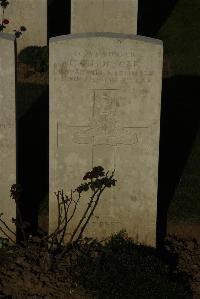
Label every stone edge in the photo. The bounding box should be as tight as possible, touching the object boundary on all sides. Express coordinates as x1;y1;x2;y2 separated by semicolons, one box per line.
50;32;163;46
0;32;15;41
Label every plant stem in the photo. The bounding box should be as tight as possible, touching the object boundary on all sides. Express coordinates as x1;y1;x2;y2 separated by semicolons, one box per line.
75;186;106;244
0;227;15;244
16;205;27;245
75;170;115;244
69;188;100;244
0;218;16;236
59;189;72;245
43;189;79;242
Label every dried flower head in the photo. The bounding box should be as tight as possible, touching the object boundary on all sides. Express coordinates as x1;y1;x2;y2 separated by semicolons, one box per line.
3;18;9;24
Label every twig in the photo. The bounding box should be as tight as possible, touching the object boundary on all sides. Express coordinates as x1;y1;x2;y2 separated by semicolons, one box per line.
69;188;100;244
43;189;78;243
58;171;115;260
69;170;110;244
0;227;15;244
75;169;115;244
0;218;16;236
59;190;71;245
75;185;106;244
55;191;61;229
64;191;81;225
16;204;27;245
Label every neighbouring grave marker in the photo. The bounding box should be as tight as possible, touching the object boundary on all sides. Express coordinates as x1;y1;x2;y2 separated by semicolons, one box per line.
71;0;138;34
49;33;163;247
0;33;16;240
1;0;47;53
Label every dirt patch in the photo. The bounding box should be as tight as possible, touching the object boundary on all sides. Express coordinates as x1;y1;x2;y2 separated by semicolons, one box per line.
165;234;200;299
37;216;200;299
1;231;199;298
167;221;200;298
167;220;200;245
0;243;96;299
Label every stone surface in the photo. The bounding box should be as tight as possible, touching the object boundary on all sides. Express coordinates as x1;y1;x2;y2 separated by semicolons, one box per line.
71;0;138;34
1;0;47;54
0;33;16;240
49;33;163;247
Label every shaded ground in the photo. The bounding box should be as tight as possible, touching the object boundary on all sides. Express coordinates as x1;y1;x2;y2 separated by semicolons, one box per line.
0;230;199;299
165;232;200;299
0;242;96;299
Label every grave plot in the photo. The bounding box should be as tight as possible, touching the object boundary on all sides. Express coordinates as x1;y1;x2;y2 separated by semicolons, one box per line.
49;33;163;247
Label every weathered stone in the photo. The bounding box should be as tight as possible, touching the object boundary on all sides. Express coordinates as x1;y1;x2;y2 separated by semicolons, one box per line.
1;0;47;53
0;33;16;241
49;33;163;247
71;0;138;34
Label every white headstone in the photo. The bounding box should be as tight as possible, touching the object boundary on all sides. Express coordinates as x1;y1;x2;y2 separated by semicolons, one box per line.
71;0;138;34
49;33;163;247
1;0;47;53
0;33;16;241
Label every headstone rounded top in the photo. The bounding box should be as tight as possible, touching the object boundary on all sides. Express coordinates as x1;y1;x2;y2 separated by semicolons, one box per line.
50;33;163;46
49;27;163;247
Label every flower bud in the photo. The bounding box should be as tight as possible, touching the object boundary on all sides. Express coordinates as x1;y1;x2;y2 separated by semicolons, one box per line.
3;19;9;24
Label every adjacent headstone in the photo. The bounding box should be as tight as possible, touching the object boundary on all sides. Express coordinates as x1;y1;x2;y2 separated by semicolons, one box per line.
1;0;47;53
71;0;138;34
49;33;163;247
0;33;16;241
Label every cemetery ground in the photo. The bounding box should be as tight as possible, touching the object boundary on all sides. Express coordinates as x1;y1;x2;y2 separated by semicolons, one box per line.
0;49;200;299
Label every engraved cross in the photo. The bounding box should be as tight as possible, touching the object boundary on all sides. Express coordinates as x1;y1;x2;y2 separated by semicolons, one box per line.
58;89;148;168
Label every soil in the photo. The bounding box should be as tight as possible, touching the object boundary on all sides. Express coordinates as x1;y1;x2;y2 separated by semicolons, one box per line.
166;221;200;299
0;241;97;299
0;219;199;299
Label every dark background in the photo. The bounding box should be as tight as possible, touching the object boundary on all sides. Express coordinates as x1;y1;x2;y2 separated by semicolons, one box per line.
47;0;179;38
